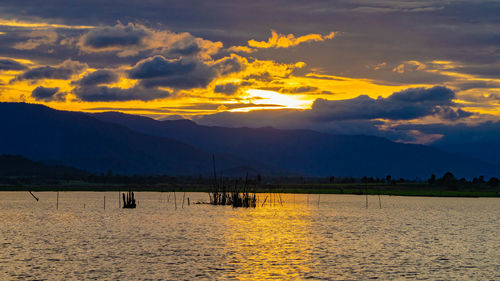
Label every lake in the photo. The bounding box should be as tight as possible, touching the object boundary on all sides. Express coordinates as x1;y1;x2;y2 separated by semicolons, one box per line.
0;192;498;280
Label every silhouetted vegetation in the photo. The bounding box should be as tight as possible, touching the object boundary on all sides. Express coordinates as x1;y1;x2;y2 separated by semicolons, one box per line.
0;154;498;197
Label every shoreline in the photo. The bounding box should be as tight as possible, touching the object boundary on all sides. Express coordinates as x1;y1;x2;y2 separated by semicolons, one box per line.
1;184;498;198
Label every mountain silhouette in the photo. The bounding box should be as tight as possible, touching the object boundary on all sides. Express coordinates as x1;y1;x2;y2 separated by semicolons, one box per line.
0;154;85;178
92;111;500;178
0;102;265;175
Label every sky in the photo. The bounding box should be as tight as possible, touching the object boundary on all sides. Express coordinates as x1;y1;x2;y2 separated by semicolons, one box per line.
0;0;499;144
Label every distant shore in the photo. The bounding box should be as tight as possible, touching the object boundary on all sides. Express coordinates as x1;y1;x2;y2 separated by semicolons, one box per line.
1;182;498;198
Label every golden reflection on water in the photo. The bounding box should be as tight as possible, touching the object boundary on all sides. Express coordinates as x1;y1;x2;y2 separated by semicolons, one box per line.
223;194;315;280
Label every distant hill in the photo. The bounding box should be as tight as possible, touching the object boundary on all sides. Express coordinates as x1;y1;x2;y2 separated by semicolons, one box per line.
0;154;85;178
433;141;500;167
0;103;265;175
92;111;500;178
1;102;498;178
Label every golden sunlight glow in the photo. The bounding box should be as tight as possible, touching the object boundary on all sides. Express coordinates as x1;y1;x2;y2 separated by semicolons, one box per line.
233;89;312;112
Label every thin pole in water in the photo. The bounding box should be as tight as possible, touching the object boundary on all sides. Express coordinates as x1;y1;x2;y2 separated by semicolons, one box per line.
104;196;106;210
182;192;186;208
56;191;59;210
378;189;382;209
318;194;320;208
174;191;177;210
28;191;39;201
365;186;368;209
261;195;268;207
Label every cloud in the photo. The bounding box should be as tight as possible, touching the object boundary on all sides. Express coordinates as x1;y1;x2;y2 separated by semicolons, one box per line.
194;86;471;137
78;22;222;58
12;59;87;82
128;55;215;89
72;85;170;102
280;86;318;94
78;22;148;56
31;86;65;101
247;30;337;49
73;69;119;86
211;54;247;76
214;83;239;95
391;121;500;147
0;58;27;71
396;121;500;142
310;86;462;121
392;60;426;73
13;30;58;50
127;54;247;90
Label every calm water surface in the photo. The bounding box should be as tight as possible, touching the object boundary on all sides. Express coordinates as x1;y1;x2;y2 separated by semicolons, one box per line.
0;192;498;280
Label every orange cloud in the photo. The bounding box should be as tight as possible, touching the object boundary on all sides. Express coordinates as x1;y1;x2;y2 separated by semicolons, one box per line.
247;30;337;49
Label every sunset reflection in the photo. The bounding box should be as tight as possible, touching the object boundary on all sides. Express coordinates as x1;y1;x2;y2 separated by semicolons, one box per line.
223;194;315;280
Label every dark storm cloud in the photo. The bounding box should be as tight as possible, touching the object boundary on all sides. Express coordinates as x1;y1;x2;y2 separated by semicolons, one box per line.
214;83;239;95
73;69;119;86
128;55;215;89
311;86;462;121
31;86;65;101
12;59;87;82
127;55;245;90
128;56;196;79
0;59;27;71
80;23;148;49
72;85;170;102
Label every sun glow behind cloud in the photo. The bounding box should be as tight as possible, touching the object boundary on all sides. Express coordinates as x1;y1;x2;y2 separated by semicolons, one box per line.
228;89;312;112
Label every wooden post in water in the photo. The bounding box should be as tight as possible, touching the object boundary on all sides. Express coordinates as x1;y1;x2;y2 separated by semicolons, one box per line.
378;189;382;209
188;197;190;206
104;196;106;210
307;194;309;206
318;194;321;208
28;191;39;201
365;186;368;209
182;192;186;208
174;191;177;210
261;195;268;207
56;191;59;210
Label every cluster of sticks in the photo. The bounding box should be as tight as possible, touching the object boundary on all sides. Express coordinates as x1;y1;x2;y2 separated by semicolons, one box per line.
210;178;257;208
122;190;136;208
210;156;257;208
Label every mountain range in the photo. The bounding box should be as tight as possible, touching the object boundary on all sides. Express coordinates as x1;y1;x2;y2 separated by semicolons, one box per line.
1;102;498;179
